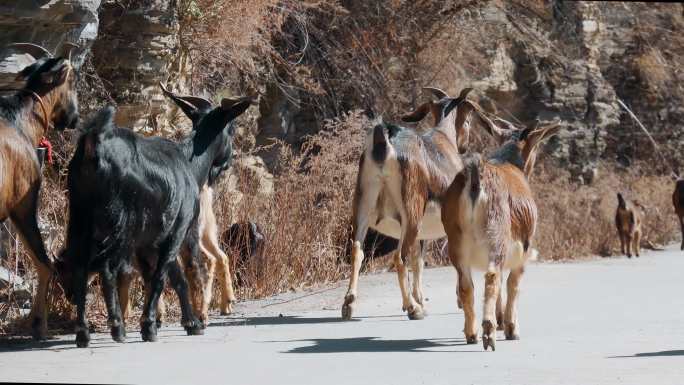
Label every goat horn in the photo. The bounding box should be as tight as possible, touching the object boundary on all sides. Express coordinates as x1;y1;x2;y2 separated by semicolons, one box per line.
422;87;448;100
58;42;79;62
7;43;53;59
456;87;474;101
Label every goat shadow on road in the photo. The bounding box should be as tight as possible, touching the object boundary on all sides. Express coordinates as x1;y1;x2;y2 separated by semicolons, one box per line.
265;336;478;354
209;315;362;327
609;350;684;358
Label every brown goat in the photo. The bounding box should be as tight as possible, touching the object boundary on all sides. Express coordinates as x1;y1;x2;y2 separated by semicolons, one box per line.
0;42;79;339
615;193;643;258
675;179;684;251
342;87;498;321
441;122;559;351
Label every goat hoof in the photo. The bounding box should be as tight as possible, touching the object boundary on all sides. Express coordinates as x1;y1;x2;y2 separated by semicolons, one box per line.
341;303;354;320
155;319;162;329
407;306;425;320
185;325;204;336
482;320;496;351
76;330;90;348
457;299;463;309
110;325;126;343
504;323;519;340
482;334;495;351
465;334;478;344
221;301;235;315
341;293;356;320
141;322;158;342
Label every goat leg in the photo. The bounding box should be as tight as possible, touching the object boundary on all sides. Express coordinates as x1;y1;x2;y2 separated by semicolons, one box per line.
167;260;204;335
73;267;90;348
101;269;125;343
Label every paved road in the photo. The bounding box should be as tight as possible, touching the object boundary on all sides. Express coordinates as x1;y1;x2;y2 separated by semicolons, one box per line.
2;245;684;385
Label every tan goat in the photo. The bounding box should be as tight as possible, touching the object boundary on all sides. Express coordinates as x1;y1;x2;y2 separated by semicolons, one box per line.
441;121;560;351
615;193;643;258
342;87;492;321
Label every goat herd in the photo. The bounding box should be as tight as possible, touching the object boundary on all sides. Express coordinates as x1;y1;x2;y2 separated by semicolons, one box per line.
1;43;683;352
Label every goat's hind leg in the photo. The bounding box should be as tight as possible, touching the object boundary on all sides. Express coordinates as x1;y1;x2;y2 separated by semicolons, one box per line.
101;267;125;342
396;225;424;320
633;230;641;257
172;223;205;335
10;185;53;340
342;178;380;320
482;262;502;351
411;240;426;312
504;266;524;340
73;266;90;348
168;259;204;335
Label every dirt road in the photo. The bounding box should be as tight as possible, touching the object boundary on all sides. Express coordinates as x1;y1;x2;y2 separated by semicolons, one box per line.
2;245;684;384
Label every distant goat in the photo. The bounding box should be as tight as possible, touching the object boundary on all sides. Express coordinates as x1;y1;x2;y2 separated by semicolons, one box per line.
0;42;79;340
342;87;498;321
57;91;252;347
615;193;643;258
675;179;684;251
221;221;266;287
441;121;560;351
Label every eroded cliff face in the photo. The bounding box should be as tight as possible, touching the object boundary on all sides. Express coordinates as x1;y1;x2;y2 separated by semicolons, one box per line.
0;0;101;85
91;0;186;131
1;1;682;181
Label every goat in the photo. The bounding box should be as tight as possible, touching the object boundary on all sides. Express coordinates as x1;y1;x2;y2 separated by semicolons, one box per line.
615;193;643;258
441;121;560;351
221;221;266;287
56;92;252;347
342;87;494;321
675;179;684;251
0;42;79;340
65;87;245;330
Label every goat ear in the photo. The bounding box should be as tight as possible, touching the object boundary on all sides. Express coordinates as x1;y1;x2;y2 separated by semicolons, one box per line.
15;61;41;81
401;102;431;123
160;82;200;121
443;88;474;117
220;97;253;121
422;86;448;100
40;60;69;86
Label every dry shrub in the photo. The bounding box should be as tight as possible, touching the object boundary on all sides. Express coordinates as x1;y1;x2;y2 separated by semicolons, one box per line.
532;162;679;261
210;110;367;298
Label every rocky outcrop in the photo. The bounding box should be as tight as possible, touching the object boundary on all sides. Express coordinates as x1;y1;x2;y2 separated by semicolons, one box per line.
91;0;186;131
0;0;101;87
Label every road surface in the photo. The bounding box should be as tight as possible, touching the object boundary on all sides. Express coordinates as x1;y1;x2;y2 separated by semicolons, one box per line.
2;245;684;385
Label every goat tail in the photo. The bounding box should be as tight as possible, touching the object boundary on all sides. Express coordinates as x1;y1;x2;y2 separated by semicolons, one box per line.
463;153;482;207
371;123;388;164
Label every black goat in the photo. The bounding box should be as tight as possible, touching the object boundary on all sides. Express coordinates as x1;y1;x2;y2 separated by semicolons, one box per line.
57;92;252;347
221;221;265;287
